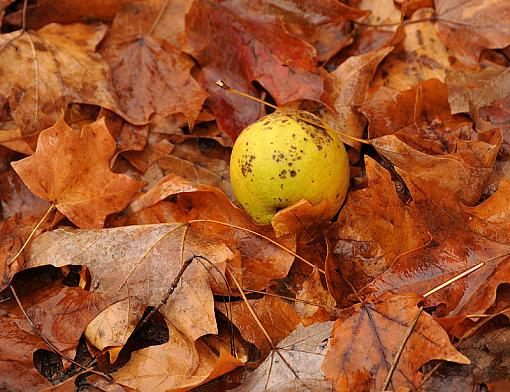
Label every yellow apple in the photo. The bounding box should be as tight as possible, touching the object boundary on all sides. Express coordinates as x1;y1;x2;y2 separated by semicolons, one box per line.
230;110;350;224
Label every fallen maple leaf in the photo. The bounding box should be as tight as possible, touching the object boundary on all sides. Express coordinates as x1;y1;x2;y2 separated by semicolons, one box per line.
321;293;469;391
364;171;510;316
434;0;510;65
0;23;137;137
11;117;141;228
25;223;232;352
113;324;245;391
233;321;334;392
99;2;207;127
184;0;326;138
326;157;429;306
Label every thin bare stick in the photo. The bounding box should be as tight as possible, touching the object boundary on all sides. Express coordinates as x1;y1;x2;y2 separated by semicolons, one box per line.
147;0;169;36
10;204;55;266
9;285;112;380
242;288;338;312
188;219;323;273
381;307;423;392
136;255;195;331
216;80;371;145
216;80;279;111
423;262;485;298
227;268;302;381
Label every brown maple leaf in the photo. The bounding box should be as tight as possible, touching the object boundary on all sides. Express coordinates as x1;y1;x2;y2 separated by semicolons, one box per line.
11;117;141;228
326;157;429;306
321;293;469;391
364;171;510;316
99;1;207;127
0;23;137;137
435;0;510;65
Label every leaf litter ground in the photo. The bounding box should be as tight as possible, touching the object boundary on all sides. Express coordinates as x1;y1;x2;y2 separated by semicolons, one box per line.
0;0;510;391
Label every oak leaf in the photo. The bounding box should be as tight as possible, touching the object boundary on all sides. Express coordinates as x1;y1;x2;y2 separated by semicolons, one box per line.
321;293;469;391
11;117;141;228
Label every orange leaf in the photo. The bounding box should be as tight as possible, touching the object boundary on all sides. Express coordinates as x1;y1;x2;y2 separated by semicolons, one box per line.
11;117;141;228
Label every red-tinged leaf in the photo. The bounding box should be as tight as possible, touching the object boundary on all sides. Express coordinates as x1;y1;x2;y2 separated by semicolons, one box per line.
326;157;429;306
184;0;326;139
0;24;138;136
435;0;510;66
364;171;510;316
0;281;112;391
100;5;207;127
11;117;141;228
4;0;130;29
321;293;469;391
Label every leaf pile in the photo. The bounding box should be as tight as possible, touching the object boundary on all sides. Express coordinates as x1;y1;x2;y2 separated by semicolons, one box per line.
1;0;510;391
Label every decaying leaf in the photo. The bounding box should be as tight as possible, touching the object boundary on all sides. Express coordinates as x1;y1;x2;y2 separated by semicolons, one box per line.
100;3;207;127
0;23;136;137
233;321;334;392
11;117;141;228
321;293;469;391
0;281;112;391
435;0;510;65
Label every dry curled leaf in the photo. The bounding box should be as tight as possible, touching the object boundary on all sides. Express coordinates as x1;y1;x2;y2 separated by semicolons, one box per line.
11;117;141;228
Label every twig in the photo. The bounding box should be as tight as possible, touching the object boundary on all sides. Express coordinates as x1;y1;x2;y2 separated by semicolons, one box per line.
188;219;323;273
381;307;423;391
10;204;55;267
422;262;485;298
135;255;195;331
9;285;112;380
216;80;370;145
